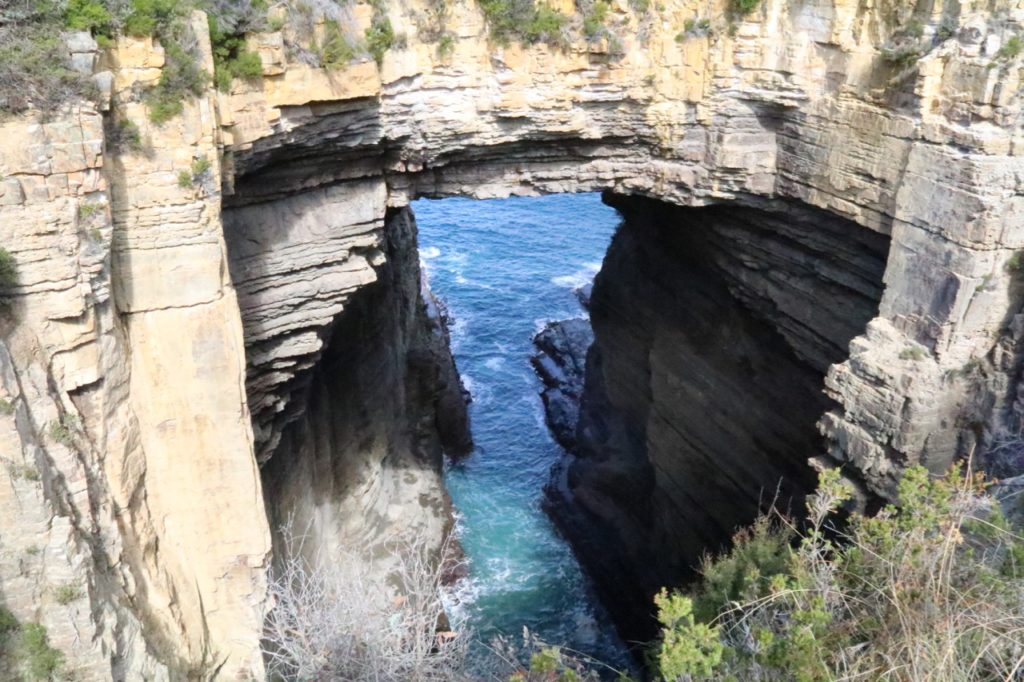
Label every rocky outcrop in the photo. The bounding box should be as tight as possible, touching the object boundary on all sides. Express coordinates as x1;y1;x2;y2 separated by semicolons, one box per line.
0;0;1020;675
532;318;594;450
258;206;471;570
0;20;270;679
547;194;890;642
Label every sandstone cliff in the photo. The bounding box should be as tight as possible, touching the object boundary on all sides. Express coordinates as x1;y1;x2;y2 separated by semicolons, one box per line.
0;0;1021;676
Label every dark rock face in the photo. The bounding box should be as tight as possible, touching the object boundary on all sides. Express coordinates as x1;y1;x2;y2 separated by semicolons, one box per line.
532;318;594;450
575;283;593;310
547;193;890;646
261;206;471;566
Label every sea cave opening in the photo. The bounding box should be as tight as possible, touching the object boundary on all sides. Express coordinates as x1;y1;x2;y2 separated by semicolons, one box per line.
223;183;892;673
410;190;892;661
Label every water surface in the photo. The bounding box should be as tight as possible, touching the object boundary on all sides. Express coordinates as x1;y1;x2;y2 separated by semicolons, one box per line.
413;193;630;668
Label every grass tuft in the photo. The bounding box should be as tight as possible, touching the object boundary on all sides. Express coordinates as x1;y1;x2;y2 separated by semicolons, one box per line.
54;583;84;606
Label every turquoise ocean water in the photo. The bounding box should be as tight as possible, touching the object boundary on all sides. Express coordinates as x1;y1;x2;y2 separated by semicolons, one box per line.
413;193;631;669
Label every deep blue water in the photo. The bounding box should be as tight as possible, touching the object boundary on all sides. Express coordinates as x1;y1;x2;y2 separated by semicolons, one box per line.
412;194;630;668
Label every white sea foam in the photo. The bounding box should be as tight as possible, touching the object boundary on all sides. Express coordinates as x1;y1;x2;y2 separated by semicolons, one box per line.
550;261;602;289
421;246;442;259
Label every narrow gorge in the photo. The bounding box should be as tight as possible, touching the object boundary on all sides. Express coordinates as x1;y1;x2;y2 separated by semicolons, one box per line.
0;0;1021;677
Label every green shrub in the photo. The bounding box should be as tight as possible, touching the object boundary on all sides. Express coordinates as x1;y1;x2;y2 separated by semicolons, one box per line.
655;466;1024;680
882;43;922;69
54;583;83;606
899;346;927;361
0;398;13;416
524;5;566;45
0;248;17;291
0;606;18;638
122;0;210;123
677;16;711;41
146;33;210;122
230;50;263;78
437;33;456;58
317;19;356;69
179;156;212;187
209;13;264;91
905;19;924;38
691;515;792;622
0;26;92;115
1007;251;1024;273
160;38;208;95
997;35;1022;61
65;0;114;37
365;12;396;64
629;0;650;14
21;463;40;481
124;0;179;36
0;0;120;114
108;119;143;152
936;19;956;41
147;94;184;124
17;623;64;681
729;0;759;15
582;0;610;39
478;0;552;45
48;415;77;447
78;202;103;220
654;590;724;679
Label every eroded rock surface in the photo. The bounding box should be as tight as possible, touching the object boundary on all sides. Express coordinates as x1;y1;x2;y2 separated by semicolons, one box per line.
0;0;1020;675
547;194;890;642
259;206;471;570
533;318;594;450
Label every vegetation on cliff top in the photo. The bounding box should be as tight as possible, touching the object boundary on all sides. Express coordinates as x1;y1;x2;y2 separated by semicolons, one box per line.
260;464;1023;681
0;0;265;119
653;466;1024;680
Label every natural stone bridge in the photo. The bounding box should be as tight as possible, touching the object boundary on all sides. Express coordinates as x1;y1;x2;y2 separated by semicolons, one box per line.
0;0;1020;677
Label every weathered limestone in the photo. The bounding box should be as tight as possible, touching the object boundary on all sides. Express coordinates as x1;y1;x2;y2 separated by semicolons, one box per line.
0;16;270;680
0;0;1020;676
223;180;388;463
258;207;471;573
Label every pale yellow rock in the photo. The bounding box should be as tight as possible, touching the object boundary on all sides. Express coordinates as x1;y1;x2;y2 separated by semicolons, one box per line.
1;0;1022;678
263;61;382;108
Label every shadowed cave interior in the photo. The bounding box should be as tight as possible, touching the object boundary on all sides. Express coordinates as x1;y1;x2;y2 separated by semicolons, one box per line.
225;187;891;659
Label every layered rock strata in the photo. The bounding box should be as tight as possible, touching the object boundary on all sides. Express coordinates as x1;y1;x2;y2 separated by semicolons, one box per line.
547;193;891;642
256;206;471;567
0;0;1020;675
0;22;270;679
